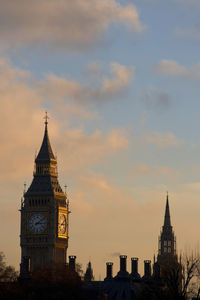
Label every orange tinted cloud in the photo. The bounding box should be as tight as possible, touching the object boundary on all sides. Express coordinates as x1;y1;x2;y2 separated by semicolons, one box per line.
143;132;182;148
130;164;180;179
39;62;134;103
0;57;130;181
155;60;192;78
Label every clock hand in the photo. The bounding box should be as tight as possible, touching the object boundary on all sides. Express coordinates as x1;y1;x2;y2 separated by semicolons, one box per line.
35;221;45;225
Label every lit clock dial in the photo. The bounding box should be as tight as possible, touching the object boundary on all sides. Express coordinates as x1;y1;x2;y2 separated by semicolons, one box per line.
58;214;67;234
28;213;47;234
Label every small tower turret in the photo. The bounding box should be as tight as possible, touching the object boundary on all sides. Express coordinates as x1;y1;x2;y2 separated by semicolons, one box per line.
84;261;94;282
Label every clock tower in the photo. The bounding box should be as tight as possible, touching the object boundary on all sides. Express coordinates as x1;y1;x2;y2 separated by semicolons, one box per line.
20;114;69;274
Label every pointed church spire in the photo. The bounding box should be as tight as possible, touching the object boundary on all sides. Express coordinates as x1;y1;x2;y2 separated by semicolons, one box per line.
35;112;55;162
163;192;171;227
84;261;94;282
25;112;64;195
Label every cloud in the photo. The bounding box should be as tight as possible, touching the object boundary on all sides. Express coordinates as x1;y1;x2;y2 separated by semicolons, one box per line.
0;58;44;181
131;164;180;178
87;62;104;80
155;60;192;78
80;173;113;192
50;102;99;120
0;57;134;128
0;0;144;51
155;59;200;83
0;57;129;182
102;63;135;96
143;132;182;148
142;86;171;111
0;57;31;83
56;128;129;172
0;108;129;182
39;62;135;103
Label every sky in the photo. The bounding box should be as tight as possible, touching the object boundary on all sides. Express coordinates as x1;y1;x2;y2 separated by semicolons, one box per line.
1;0;200;278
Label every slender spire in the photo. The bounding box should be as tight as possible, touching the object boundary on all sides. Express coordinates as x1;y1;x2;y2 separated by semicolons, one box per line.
35;112;55;162
163;192;171;227
84;261;94;282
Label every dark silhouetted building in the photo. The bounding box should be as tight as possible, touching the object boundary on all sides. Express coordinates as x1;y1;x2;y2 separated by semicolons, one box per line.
153;193;182;295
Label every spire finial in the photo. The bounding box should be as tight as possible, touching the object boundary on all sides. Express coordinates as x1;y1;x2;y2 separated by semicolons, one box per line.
44;111;49;126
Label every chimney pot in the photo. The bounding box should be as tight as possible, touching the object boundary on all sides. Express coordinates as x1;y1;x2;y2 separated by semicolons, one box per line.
131;257;138;275
105;262;113;280
69;255;76;270
144;260;151;278
120;255;127;272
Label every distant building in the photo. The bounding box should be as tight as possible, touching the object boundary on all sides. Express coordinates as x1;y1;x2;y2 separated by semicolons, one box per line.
82;195;182;299
157;193;177;262
153;194;181;282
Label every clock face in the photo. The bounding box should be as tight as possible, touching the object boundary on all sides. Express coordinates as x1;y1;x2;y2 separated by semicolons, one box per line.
58;214;67;234
28;213;47;234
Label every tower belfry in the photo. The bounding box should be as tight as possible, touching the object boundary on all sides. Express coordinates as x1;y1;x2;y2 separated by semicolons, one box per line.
20;114;69;274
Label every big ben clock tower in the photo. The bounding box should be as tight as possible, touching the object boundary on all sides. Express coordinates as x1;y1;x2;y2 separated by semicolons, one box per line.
20;114;69;274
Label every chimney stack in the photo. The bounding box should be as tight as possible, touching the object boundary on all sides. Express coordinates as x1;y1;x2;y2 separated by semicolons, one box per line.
116;255;129;279
120;255;127;272
131;257;140;280
69;255;76;271
144;260;151;278
131;257;138;275
105;262;113;280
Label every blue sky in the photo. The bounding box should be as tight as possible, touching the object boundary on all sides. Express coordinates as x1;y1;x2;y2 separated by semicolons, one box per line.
1;0;200;277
